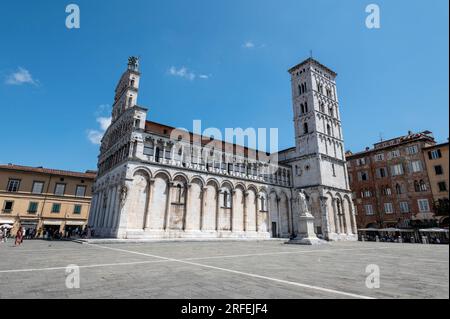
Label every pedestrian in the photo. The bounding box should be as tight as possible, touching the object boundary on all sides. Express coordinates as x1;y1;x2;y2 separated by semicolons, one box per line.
15;226;23;246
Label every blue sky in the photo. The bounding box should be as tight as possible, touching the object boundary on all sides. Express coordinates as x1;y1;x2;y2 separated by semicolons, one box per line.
0;0;448;172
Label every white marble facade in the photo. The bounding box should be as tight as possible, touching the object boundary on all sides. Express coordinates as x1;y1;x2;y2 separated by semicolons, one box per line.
88;57;357;241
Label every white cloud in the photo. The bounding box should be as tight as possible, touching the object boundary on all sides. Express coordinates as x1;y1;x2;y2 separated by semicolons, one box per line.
168;66;196;81
199;74;210;79
87;130;104;145
87;116;112;145
5;67;39;86
97;116;112;131
242;41;255;49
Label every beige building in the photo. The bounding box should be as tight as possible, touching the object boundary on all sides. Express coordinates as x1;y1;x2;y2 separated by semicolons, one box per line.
423;142;449;227
0;164;96;237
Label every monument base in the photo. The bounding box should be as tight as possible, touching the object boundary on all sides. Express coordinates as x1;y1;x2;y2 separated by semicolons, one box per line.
286;237;329;245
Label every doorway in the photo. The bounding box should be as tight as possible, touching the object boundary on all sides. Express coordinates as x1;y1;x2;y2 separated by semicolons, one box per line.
272;222;277;238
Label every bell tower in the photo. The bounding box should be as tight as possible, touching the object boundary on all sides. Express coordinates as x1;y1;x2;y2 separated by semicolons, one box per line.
288;58;349;191
112;56;141;122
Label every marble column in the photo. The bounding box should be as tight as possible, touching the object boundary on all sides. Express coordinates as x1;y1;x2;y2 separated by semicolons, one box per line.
320;196;331;240
143;179;155;231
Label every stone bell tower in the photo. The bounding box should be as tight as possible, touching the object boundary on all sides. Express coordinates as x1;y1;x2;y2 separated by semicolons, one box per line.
112;56;141;122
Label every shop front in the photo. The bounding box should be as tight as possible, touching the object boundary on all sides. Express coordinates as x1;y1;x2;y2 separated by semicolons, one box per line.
42;220;63;239
64;221;86;238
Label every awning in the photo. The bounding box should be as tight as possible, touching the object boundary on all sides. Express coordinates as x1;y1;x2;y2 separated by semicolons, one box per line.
65;221;86;226
20;220;39;225
419;228;449;233
43;220;63;226
0;219;15;224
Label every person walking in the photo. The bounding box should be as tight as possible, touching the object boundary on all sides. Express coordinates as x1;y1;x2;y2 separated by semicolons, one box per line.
15;226;23;246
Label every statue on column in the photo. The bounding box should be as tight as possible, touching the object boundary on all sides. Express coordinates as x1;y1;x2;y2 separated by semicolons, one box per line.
287;191;328;246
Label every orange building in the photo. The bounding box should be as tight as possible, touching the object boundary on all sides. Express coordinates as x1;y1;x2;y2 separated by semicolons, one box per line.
0;164;96;237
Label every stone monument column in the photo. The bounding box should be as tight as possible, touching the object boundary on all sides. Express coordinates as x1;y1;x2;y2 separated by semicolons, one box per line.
288;192;327;245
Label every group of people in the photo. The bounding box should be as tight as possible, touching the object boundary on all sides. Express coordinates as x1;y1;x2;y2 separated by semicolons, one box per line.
0;225;95;244
0;227;10;242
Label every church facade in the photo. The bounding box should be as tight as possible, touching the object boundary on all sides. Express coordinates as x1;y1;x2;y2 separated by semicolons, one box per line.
88;57;357;241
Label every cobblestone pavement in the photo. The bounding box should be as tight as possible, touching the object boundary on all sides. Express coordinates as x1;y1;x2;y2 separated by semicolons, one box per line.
0;240;448;299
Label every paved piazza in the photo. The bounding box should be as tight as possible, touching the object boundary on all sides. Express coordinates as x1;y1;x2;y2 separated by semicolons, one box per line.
0;240;448;299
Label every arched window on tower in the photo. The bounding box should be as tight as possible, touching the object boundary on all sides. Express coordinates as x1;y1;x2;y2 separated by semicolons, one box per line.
130;79;135;87
327;124;332;136
319;102;325;113
304;102;308;113
396;183;403;194
298;84;302;96
329;106;334;117
303;123;309;134
300;104;305;114
128;96;133;107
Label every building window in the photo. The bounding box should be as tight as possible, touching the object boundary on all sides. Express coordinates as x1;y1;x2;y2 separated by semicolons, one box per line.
384;202;394;214
32;181;44;194
303;123;309;134
143;145;154;156
434;165;443;175
376;167;387;178
395;183;403;195
332;164;336;177
382;187;392;196
361;189;372;198
356;158;366;166
438;182;447;192
418;199;430;212
406;145;419;155
419;180;427;192
3;201;14;213
358;171;369;181
327;124;332;136
73;205;82;215
410;160;423;173
54;183;66;196
400;201;410;213
391;164;404;176
51;203;61;213
28;202;38;214
390;150;401;158
7;179;20;192
75;185;86;197
428;149;442;160
364;204;374;215
374;153;384;161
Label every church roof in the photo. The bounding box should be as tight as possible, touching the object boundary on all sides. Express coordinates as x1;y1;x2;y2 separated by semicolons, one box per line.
144;120;288;164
